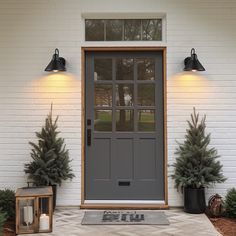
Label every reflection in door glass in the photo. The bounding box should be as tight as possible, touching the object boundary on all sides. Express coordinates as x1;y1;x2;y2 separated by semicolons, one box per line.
94;110;112;131
137;58;155;80
95;84;112;107
116;58;134;80
138;84;155;106
116;84;133;106
85;20;105;41
94;59;112;80
142;19;162;41
106;20;123;41
116;110;134;131
138;110;155;131
124;19;141;40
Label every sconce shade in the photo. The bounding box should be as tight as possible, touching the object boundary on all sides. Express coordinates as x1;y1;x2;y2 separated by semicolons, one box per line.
45;48;66;72
184;48;205;71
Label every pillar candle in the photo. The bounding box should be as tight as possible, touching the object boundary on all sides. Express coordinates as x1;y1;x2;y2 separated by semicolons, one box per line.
39;214;50;231
23;206;33;225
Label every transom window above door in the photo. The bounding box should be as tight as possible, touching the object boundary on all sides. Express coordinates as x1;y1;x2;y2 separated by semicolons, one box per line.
85;19;162;41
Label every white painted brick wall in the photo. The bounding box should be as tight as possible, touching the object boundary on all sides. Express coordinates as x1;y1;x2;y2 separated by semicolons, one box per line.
0;0;236;206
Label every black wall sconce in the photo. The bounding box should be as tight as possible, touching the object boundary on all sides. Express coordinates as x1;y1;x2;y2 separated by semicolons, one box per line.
45;48;66;72
184;48;205;72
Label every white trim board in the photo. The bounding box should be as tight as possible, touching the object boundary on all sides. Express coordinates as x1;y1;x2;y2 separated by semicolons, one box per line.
81;12;166;19
84;200;165;204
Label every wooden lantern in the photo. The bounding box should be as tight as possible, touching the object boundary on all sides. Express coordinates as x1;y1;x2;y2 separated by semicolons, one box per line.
15;186;53;235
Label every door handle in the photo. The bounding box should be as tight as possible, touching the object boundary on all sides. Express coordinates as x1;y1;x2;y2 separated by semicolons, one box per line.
87;129;91;146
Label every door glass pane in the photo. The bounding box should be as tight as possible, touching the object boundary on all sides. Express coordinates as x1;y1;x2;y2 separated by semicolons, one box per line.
116;110;134;131
142;19;162;41
116;84;134;106
138;110;155;131
94;58;112;81
106;20;123;41
137;58;155;80
95;84;112;107
85;19;105;41
116;58;134;80
94;110;112;131
124;19;141;40
138;84;155;106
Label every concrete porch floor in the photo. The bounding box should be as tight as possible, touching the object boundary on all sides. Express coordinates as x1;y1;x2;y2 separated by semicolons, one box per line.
23;208;221;236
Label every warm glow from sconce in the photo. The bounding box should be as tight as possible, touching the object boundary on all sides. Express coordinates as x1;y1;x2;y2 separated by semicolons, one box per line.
168;72;213;103
30;73;81;103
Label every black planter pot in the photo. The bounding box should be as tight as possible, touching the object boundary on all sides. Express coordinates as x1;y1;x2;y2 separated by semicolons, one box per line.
184;187;206;214
51;185;57;211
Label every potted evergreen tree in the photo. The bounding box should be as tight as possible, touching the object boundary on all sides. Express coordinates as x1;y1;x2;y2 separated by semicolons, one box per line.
172;108;226;214
24;106;74;209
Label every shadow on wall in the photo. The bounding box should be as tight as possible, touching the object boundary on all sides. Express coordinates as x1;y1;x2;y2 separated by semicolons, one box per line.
29;73;80;103
167;72;213;103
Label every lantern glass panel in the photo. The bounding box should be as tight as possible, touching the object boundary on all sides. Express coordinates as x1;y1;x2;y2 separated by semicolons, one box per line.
39;197;50;232
19;199;35;232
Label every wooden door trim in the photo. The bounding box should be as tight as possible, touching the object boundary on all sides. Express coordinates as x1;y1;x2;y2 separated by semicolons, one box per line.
81;47;168;209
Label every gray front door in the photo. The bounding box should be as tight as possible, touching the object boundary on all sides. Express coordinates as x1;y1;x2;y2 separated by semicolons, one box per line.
85;51;164;200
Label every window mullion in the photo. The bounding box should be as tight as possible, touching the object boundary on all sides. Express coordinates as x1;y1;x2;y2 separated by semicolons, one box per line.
122;19;125;41
140;19;143;41
104;19;106;41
